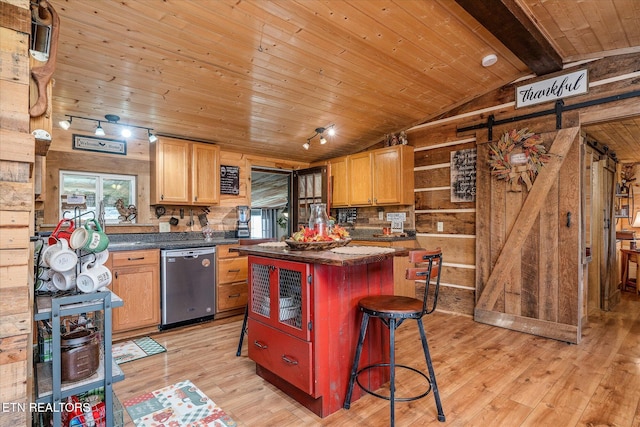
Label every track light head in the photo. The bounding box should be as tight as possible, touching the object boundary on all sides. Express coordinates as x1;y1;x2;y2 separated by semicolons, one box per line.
320;135;327;144
95;122;105;136
148;130;158;143
59;116;72;130
121;127;132;138
303;141;310;150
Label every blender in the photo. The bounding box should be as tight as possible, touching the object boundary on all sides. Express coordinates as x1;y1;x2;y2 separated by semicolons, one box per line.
236;205;250;238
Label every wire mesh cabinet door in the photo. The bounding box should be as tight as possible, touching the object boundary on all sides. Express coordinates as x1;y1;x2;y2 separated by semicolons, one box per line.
248;256;312;342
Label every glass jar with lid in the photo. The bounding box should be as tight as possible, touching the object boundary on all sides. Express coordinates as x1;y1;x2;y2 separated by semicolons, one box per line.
308;203;329;236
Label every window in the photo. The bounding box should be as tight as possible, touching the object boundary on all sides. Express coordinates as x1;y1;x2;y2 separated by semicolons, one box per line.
60;171;136;224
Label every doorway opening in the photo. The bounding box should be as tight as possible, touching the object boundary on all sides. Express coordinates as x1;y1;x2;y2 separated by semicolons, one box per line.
250;168;291;240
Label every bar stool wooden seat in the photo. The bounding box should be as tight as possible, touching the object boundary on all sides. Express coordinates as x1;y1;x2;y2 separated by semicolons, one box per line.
343;248;445;425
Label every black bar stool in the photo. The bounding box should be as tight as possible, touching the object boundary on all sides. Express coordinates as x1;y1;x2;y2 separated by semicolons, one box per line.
235;304;249;356
343;248;445;425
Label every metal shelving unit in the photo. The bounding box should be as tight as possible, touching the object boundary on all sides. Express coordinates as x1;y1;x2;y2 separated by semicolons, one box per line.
33;291;124;426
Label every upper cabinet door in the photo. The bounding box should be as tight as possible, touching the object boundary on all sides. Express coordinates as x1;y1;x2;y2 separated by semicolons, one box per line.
348;152;373;206
373;146;414;205
151;138;190;204
191;143;220;205
329;157;349;207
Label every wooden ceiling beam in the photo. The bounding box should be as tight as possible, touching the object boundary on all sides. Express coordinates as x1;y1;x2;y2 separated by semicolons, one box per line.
455;0;563;76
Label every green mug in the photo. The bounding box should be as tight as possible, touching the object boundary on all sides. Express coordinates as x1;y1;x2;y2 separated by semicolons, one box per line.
70;219;109;253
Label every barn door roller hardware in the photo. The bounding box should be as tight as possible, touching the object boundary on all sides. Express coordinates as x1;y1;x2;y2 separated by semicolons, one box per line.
458;89;640;150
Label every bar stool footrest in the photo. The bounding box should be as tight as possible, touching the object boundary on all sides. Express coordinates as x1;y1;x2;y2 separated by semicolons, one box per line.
355;363;432;403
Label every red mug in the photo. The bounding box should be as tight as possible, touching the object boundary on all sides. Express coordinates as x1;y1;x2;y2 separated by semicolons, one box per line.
48;219;75;246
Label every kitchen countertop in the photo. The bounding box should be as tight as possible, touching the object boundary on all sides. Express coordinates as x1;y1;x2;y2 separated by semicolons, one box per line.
100;230;416;252
231;243;410;267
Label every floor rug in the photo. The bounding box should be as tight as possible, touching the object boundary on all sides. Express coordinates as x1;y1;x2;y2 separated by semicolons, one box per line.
113;336;166;364
122;380;236;427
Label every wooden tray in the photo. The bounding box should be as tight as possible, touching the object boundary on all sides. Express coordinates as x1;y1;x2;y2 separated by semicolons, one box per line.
284;238;352;251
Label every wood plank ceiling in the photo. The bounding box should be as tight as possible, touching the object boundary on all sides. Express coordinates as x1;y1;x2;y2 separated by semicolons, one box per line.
48;0;640;163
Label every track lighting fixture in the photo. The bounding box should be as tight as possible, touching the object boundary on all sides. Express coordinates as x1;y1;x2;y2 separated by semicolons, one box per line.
58;114;157;142
303;124;335;149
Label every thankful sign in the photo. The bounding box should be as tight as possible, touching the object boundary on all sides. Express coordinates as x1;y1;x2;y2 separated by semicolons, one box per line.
515;69;588;108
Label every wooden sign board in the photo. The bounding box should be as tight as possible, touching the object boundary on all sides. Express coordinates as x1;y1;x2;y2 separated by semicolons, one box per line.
451;148;476;202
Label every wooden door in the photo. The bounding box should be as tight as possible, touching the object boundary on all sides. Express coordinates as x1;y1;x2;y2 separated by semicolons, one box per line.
191;142;219;205
152;138;189;203
475;127;583;343
111;264;160;332
600;157;618;310
348;152;373;205
373;146;402;205
329;156;349;207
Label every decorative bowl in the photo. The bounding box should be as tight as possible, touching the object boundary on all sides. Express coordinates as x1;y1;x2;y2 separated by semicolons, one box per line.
284;238;352;251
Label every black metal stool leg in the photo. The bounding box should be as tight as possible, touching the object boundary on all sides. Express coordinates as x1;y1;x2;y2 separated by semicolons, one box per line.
344;312;370;409
236;305;249;357
389;318;396;427
417;319;445;422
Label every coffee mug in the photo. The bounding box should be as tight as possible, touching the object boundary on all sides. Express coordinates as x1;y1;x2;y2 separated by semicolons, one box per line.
48;219;75;246
93;249;109;265
70;219;109;253
52;270;77;291
42;239;78;272
76;261;112;293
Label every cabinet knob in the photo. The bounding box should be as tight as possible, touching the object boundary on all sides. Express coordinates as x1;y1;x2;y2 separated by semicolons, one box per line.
161;195;164;200
194;196;198;201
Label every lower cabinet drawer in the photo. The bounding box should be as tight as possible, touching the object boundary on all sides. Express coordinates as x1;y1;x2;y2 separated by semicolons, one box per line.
217;282;247;311
247;319;313;395
218;257;248;284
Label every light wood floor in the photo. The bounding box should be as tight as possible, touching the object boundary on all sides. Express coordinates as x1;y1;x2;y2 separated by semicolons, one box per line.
114;292;640;426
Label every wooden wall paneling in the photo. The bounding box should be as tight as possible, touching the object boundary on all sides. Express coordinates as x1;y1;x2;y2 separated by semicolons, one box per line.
414;141;475;167
0;249;28;289
0;27;29;84
416;235;475;265
416;282;475;316
442;265;476;288
415;210;475;235
414;166;450;189
415;188;475;210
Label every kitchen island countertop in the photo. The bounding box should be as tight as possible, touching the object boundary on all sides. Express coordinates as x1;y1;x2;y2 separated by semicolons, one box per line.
232;243;409;266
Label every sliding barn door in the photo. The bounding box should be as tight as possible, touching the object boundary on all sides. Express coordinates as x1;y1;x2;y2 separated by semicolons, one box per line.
475;127;583;344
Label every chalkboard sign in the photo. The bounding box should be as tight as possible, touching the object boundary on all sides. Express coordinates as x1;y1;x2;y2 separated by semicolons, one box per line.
220;165;240;195
450;148;476;202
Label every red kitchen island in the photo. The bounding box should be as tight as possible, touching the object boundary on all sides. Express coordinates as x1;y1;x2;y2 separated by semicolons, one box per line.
232;243;410;418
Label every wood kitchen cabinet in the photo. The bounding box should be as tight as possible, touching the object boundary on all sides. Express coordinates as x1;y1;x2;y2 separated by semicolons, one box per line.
329;156;349;207
150;136;220;205
216;244;248;315
334;145;414;207
108;249;160;334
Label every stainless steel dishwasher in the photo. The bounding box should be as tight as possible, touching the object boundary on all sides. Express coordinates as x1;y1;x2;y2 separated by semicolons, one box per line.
160;247;216;329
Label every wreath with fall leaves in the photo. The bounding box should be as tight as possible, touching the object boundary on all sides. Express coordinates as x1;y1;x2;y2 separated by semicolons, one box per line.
488;128;550;192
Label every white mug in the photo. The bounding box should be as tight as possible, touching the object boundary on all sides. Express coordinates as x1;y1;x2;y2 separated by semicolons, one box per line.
93;249;109;265
42;239;78;272
77;261;112;293
52;270;77;291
